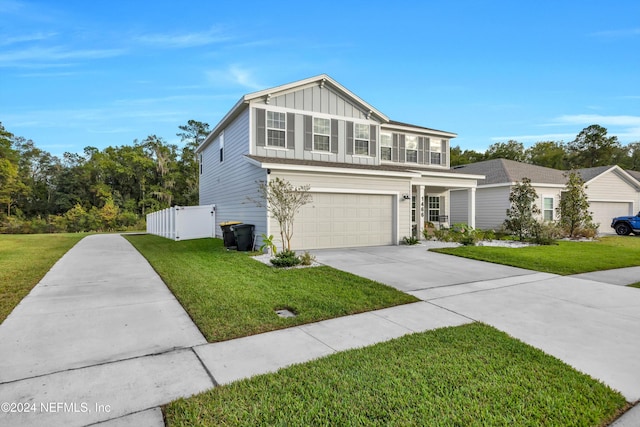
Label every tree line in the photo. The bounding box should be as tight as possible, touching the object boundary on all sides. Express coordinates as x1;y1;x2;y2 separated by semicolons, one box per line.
1;121;638;234
0;120;210;233
451;124;640;170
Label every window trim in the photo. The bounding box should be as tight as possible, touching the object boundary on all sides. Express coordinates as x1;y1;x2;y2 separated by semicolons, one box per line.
543;196;554;221
353;123;370;156
427;196;440;222
313;117;331;152
405;135;418;163
266;111;286;148
380;132;392;161
429;139;442;165
219;131;224;163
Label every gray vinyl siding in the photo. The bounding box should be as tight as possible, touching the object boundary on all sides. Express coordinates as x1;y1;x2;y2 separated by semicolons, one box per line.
450;189;468;224
199;107;268;244
586;171;639;213
475;186;512;230
263;84;372;120
253;107;378;166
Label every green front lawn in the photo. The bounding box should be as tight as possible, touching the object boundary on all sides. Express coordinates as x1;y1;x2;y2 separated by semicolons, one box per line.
0;233;88;323
165;323;627;426
125;235;417;342
432;236;640;275
629;282;640;289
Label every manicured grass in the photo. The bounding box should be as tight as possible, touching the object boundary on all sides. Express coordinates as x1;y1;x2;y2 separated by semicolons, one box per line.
125;235;417;342
432;236;640;275
629;282;640;289
165;323;627;426
0;233;88;323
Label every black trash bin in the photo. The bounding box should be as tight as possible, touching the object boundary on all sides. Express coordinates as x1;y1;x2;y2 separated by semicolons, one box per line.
220;221;242;248
233;224;255;251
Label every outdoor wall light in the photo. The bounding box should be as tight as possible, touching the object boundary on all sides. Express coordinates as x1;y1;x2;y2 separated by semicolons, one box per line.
402;194;410;200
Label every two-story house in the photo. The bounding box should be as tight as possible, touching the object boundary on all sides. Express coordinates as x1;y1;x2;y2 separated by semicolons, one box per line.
196;75;483;250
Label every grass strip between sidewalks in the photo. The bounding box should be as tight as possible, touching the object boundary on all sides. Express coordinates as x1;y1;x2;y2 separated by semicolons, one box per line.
0;233;88;323
431;236;640;275
125;235;417;342
164;323;628;427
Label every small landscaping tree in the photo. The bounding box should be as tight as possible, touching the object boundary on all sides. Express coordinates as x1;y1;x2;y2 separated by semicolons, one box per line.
252;177;312;252
503;177;540;241
557;171;595;238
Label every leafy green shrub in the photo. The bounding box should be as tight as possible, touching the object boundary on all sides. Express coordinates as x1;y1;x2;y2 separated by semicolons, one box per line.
403;235;420;245
531;221;561;245
270;249;301;268
299;251;316;266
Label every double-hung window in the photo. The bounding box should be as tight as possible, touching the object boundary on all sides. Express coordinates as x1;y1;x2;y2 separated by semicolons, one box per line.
354;123;370;155
266;111;286;147
406;135;418;163
428;196;440;222
313;117;330;152
543;197;554;221
380;132;392;160
430;139;442;164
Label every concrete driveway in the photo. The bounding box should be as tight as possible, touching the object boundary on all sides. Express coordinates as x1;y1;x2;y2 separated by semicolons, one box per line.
313;244;640;402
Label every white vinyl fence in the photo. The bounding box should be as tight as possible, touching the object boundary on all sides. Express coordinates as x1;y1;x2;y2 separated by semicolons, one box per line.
146;205;216;241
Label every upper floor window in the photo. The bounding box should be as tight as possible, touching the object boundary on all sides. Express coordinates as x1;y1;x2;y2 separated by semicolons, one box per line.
380;132;392;160
406;135;418;163
219;131;224;163
354;123;370;155
313;117;330;152
199;153;203;175
267;111;286;147
430;139;442;164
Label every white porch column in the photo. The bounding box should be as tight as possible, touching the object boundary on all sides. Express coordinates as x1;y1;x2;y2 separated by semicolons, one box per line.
417;185;425;238
467;187;476;229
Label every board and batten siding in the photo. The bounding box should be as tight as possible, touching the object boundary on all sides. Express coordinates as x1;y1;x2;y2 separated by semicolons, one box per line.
199;107;268;242
268;170;411;248
252;107;378;166
585;171;639;213
259;84;373;120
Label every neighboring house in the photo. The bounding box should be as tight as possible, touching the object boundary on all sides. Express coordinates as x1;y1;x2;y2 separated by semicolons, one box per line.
450;159;640;232
196;74;483;250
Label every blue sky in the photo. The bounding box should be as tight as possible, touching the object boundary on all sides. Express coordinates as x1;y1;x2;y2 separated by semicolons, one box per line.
1;0;639;157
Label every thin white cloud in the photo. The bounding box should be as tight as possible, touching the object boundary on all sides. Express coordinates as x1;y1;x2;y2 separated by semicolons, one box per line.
0;31;58;46
0;45;126;67
135;27;231;48
490;133;575;143
554;114;640;127
206;65;263;90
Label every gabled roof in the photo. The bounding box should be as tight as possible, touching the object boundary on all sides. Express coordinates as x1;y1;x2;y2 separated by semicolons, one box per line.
244;74;389;123
196;74;457;153
452;159;566;186
626;169;640;182
576;165;640;190
575;165;614;182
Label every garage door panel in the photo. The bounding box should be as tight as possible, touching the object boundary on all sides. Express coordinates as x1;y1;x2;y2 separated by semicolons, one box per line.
590;202;632;232
293;192;394;249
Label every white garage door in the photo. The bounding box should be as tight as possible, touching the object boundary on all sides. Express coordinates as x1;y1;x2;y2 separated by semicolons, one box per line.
295;193;394;249
590;201;633;233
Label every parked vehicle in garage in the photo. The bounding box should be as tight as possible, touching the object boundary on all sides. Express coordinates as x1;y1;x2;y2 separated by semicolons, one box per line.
611;212;640;235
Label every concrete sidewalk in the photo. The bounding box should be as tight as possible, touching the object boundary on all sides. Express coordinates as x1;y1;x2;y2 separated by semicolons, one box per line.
0;234;212;426
2;237;638;426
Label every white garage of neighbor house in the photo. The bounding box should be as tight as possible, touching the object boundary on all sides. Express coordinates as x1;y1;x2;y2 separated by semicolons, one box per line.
450;159;640;233
196;74;483;250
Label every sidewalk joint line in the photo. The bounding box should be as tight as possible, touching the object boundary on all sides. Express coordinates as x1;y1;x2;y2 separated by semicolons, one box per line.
191;347;219;388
